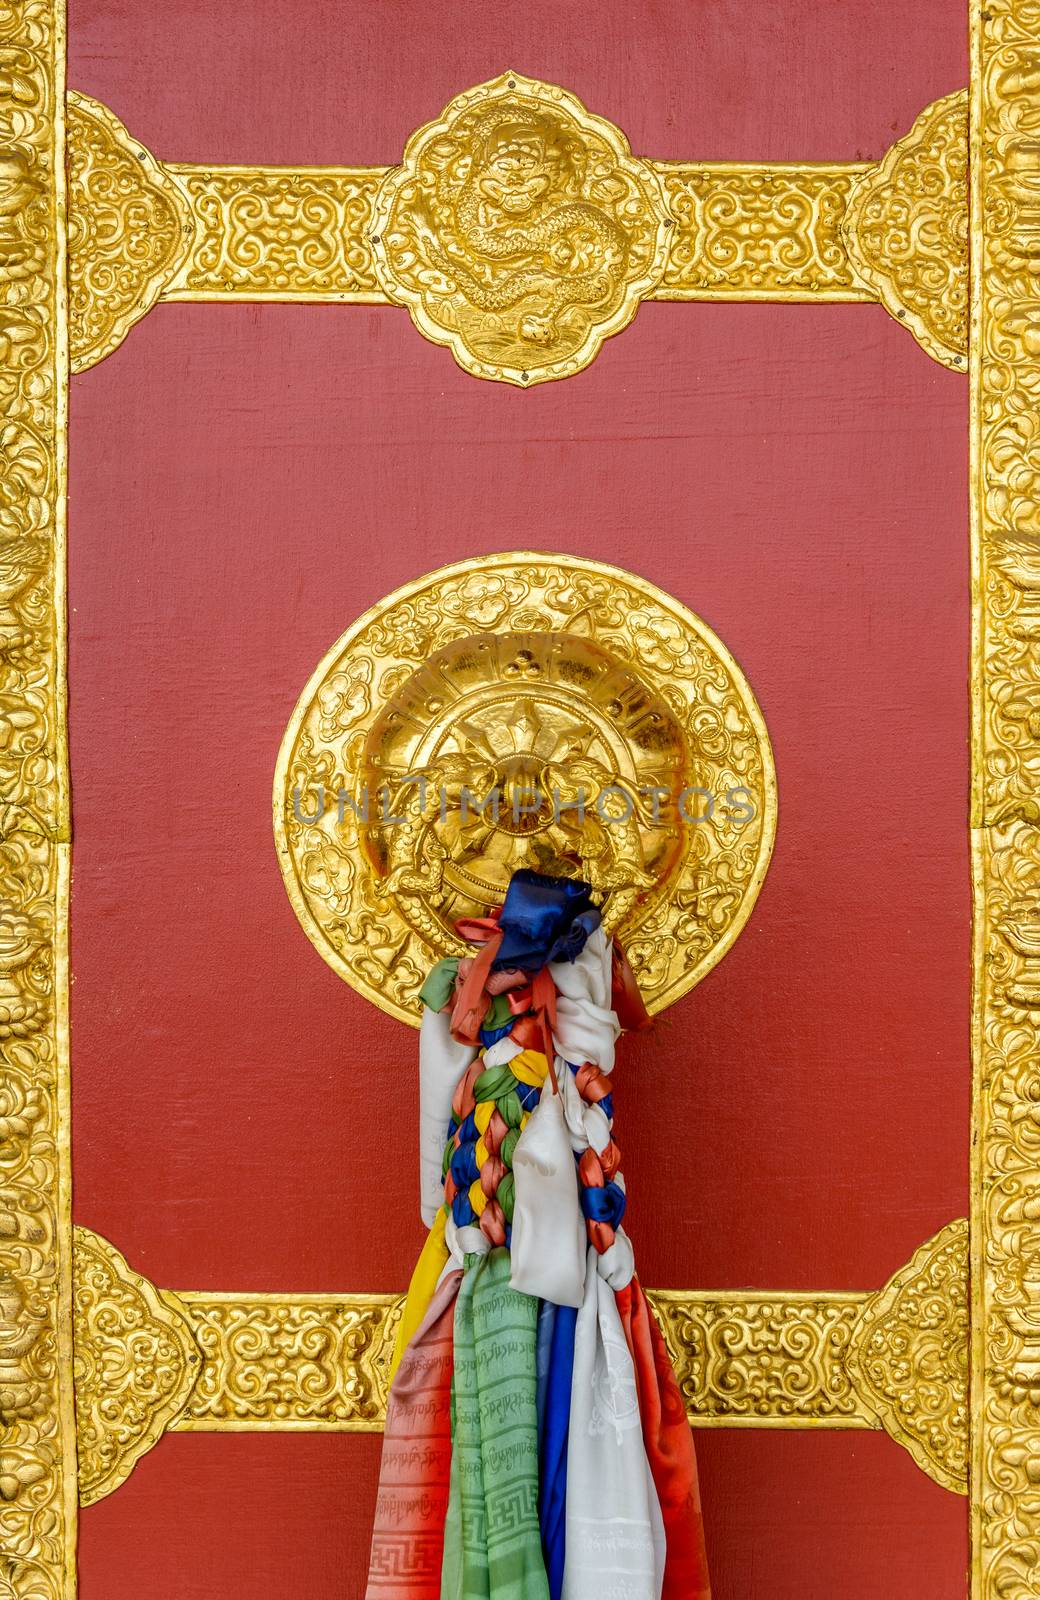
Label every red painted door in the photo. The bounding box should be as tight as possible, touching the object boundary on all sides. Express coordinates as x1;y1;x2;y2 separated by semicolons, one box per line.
67;1;970;1594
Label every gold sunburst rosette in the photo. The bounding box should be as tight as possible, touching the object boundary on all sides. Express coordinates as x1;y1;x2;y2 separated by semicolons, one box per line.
274;554;777;1026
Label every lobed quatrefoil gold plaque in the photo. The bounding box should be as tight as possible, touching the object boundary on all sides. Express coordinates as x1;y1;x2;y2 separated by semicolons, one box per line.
274;554;776;1027
369;72;670;385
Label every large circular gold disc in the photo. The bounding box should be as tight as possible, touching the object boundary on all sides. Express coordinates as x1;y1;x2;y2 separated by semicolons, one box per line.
274;553;776;1027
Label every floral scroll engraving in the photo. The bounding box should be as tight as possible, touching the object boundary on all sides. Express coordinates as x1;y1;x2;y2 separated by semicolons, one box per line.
72;1230;200;1505
653;1223;969;1495
654;166;869;299
649;1292;866;1424
0;0;76;1593
166;169;381;300
175;1293;401;1430
65;79;972;377
371;71;669;385
843;90;969;370
846;1220;968;1494
66;93;193;374
70;1223;968;1505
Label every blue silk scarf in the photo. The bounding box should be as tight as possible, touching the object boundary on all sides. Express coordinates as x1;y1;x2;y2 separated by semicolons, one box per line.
537;1303;577;1600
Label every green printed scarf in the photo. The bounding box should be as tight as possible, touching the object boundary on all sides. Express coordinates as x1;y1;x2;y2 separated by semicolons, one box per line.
442;1248;549;1600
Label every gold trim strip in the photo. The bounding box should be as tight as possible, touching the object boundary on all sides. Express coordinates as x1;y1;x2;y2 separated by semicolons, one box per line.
73;1222;967;1505
0;0;77;1592
164;164;384;302
173;1289;401;1432
651;161;873;301
170;1288;868;1437
970;2;1040;1593
165;162;877;306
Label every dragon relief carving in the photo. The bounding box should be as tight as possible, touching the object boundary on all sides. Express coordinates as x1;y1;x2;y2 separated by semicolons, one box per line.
371;72;669;383
62;73;973;377
0;22;1005;1592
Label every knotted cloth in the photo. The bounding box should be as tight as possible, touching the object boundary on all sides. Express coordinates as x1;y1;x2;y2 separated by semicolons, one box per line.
369;866;711;1600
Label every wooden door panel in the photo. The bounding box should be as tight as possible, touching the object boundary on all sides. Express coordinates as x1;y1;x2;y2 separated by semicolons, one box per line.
64;2;970;1595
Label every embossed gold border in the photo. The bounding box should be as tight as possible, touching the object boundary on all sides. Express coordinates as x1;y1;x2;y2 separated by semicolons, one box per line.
969;1;1040;1594
0;0;77;1593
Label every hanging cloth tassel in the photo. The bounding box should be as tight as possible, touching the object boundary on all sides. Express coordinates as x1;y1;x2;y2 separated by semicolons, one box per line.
365;1270;461;1600
562;1248;665;1600
442;1247;550;1600
615;1278;712;1600
510;1073;587;1307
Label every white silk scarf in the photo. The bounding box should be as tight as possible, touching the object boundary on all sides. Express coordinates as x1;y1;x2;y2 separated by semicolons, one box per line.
511;923;633;1305
510;1085;588;1307
549;925;620;1072
562;1248;665;1600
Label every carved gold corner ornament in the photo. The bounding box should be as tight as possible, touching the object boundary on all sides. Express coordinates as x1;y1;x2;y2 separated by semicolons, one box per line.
71;1220;968;1507
66;94;193;374
273;553;777;1028
651;1219;969;1496
0;0;78;1595
971;2;1040;1595
71;1232;200;1506
65;76;970;380
845;1217;969;1493
842;89;968;369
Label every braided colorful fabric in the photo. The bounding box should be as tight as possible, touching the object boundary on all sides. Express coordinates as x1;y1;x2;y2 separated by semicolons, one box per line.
367;869;710;1600
442;1047;549;1244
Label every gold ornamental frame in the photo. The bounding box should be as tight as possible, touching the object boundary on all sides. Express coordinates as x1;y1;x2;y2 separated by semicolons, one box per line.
0;3;1033;1593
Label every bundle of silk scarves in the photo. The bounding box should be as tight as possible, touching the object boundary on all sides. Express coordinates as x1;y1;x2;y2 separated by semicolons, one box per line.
366;869;710;1600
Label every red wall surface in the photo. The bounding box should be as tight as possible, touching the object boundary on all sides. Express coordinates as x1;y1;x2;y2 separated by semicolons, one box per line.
67;2;971;1596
